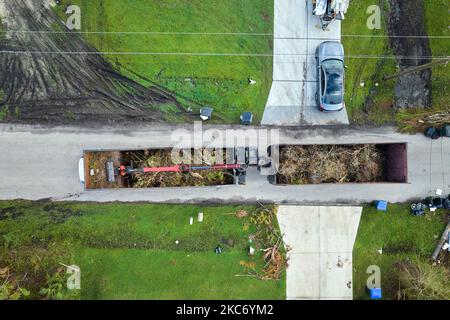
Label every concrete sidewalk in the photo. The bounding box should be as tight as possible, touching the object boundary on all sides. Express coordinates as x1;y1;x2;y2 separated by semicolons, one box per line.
261;0;349;126
277;206;362;299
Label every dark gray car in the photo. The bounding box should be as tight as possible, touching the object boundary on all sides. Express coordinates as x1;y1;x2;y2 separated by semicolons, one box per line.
315;41;345;112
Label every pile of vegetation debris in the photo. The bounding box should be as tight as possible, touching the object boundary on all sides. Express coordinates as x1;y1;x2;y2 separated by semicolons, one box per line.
125;149;235;188
277;145;385;184
237;206;289;281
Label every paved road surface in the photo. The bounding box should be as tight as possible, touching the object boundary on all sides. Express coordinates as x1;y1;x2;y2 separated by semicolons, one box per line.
262;0;349;126
0;124;448;204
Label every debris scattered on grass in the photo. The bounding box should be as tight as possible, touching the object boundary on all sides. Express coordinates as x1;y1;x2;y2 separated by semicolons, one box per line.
237;205;289;280
236;210;248;219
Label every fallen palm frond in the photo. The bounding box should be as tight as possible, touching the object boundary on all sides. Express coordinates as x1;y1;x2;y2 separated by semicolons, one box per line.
397;108;450;133
238;206;289;280
395;259;450;300
277;145;384;184
261;239;287;280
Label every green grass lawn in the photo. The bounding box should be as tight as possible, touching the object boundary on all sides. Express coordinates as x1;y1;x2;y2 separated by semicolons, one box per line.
54;0;273;124
353;204;448;300
342;0;449;126
341;0;397;124
0;201;285;300
424;0;450;110
78;249;284;300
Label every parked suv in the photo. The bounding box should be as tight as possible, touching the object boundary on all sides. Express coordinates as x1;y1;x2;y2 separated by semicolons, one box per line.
315;41;345;112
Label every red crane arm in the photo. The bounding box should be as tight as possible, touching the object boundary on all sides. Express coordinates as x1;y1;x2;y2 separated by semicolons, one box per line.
142;165;182;173
119;163;244;176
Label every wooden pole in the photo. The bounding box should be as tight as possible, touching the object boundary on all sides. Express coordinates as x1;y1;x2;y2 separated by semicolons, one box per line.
431;220;450;262
383;58;450;81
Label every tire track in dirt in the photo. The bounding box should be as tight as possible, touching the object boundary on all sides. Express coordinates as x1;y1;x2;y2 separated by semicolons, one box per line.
0;0;188;126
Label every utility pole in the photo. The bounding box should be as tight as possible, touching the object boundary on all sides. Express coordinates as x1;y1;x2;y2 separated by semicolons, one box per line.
383;57;450;81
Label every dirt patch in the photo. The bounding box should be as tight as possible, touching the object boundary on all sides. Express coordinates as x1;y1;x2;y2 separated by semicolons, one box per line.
276;145;385;184
0;207;21;220
0;0;188;126
383;242;421;255
387;0;432;109
41;204;83;223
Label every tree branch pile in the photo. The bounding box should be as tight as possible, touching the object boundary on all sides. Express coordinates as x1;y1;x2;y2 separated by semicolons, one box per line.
277;145;385;184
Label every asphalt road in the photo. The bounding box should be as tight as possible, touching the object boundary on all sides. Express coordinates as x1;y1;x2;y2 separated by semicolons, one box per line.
0;124;448;204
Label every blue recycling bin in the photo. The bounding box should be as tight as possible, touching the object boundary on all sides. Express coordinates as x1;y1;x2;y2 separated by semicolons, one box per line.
376;201;388;212
370;288;382;299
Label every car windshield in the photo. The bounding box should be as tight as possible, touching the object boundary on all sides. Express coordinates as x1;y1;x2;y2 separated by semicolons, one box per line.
322;59;343;105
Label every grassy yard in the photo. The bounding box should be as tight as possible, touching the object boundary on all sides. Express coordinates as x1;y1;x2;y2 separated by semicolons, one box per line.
424;0;450;110
54;0;273;124
353;204;448;300
0;201;285;300
342;0;397;124
342;0;449;126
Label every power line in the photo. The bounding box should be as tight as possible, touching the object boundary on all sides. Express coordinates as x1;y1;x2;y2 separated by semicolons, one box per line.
1;50;448;60
1;30;449;39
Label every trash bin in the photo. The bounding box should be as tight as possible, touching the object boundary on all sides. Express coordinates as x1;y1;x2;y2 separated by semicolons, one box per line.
441;125;450;137
200;107;213;121
376;201;388;212
424;127;441;140
432;197;444;209
370;288;382;299
240;112;253;125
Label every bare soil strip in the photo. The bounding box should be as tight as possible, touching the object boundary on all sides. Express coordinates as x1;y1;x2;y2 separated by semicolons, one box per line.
0;1;187;125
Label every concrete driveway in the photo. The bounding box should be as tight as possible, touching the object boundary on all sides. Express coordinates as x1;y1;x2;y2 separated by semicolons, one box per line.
262;0;349;126
277;206;362;299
